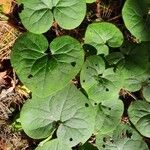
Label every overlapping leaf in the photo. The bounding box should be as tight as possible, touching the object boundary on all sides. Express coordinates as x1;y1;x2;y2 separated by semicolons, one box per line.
80;142;98;150
105;52;125;66
11;33;84;97
122;0;150;41
20;84;96;147
96;123;149;150
116;42;150;91
95;98;123;134
128;100;150;138
80;55;121;103
36;139;71;150
19;0;86;34
84;22;124;55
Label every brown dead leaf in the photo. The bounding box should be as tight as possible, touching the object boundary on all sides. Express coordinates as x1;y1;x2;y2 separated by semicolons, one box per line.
0;0;13;14
0;71;7;86
0;69;16;97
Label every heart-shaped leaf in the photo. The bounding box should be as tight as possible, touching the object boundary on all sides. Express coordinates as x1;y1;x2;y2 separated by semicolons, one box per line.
84;22;124;55
119;42;150;76
20;84;96;147
116;42;150;91
36;139;71;150
19;0;86;34
122;0;150;41
80;55;121;103
19;0;53;34
53;0;86;30
128;100;150;138
96;123;149;150
11;33;84;97
95;99;123;134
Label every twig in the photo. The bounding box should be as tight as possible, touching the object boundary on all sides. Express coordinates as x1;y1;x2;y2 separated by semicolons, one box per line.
96;0;101;20
126;90;137;100
108;15;121;21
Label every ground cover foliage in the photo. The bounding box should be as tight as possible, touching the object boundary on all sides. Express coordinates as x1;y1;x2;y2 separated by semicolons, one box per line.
5;0;150;149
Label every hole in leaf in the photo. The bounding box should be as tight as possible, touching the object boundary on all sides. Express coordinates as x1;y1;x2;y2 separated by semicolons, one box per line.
98;74;103;77
103;137;106;142
106;88;109;92
69;138;73;141
126;130;132;138
102;144;105;148
95;64;98;66
110;139;114;143
122;132;125;137
28;74;33;79
83;80;85;83
108;107;111;110
71;61;76;67
94;103;97;106
86;67;88;69
85;103;89;107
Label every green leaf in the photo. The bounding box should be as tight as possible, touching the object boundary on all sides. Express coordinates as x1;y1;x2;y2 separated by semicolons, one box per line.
20;84;96;147
19;0;86;34
11;33;84;97
129;100;150;123
128;100;150;138
116;42;150;91
122;0;150;41
143;82;150;102
123;140;149;150
53;0;86;29
80;55;121;103
96;123;149;150
119;42;150;76
95;99;123;134
86;0;95;3
105;52;125;66
136;115;150;138
84;22;124;55
20;0;54;34
80;142;98;150
36;139;71;150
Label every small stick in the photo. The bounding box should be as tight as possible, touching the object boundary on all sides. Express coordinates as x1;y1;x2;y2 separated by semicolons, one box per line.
96;0;101;20
108;15;121;21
